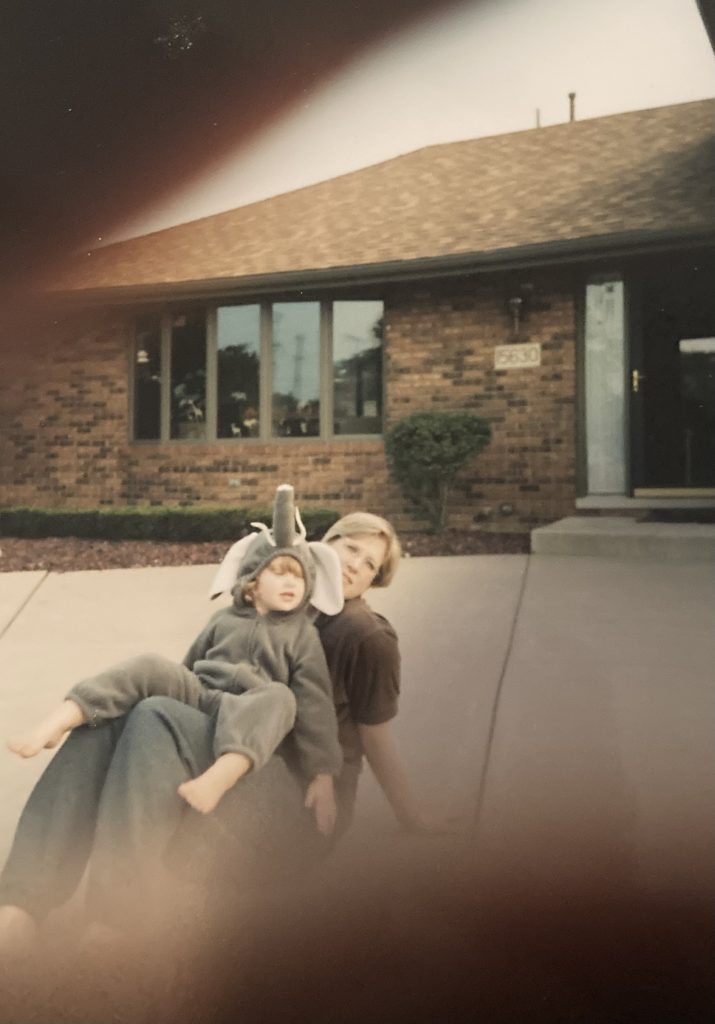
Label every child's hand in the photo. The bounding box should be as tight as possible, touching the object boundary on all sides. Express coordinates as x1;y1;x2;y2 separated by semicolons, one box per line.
304;773;337;837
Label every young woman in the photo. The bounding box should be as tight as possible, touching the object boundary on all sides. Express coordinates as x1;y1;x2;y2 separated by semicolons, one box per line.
0;510;431;943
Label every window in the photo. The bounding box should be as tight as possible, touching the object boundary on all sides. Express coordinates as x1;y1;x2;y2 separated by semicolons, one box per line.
170;313;207;440
131;300;384;441
217;305;261;438
272;302;321;437
333;301;383;435
584;279;626;494
133;316;161;440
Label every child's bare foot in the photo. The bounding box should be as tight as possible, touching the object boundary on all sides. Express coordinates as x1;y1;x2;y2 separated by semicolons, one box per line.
177;776;225;815
7;726;67;758
7;700;85;759
178;752;252;814
0;905;38;954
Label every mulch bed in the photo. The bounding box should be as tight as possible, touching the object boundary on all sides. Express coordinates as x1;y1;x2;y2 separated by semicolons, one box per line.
0;531;530;573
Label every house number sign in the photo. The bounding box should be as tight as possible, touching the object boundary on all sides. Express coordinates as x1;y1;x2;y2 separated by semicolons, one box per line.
494;342;541;369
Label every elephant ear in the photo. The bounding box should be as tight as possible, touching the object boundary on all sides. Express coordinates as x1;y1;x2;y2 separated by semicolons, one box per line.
208;534;258;599
307;541;344;615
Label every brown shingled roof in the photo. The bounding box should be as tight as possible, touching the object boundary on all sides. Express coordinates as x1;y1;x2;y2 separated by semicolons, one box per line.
54;98;715;294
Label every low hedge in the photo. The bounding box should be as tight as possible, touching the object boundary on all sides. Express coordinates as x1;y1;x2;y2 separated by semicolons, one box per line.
0;506;340;543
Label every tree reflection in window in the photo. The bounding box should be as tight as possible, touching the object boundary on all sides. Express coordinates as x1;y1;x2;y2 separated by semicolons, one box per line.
333;302;383;435
272;303;320;437
217;305;260;438
133;299;384;442
170;313;207;440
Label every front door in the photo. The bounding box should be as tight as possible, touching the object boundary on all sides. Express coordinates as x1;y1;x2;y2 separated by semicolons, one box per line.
631;255;715;494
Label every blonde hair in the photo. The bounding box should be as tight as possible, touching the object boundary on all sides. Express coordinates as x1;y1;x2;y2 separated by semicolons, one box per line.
322;512;401;588
241;553;305;604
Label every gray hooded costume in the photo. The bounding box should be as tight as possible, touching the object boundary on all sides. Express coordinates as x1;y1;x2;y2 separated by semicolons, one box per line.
68;486;343;780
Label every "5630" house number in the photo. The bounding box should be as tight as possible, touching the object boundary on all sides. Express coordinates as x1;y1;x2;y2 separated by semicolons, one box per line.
494;343;541;369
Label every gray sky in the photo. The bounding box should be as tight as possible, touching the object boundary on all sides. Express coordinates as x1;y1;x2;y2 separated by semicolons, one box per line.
114;0;714;241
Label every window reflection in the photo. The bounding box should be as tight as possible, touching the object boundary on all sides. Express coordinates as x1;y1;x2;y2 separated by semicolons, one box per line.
133;316;161;440
133;300;385;443
272;303;320;437
170;313;206;440
217;305;260;438
584;281;626;493
333;301;383;435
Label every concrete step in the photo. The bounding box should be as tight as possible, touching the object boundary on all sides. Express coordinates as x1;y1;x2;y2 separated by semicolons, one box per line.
531;516;715;561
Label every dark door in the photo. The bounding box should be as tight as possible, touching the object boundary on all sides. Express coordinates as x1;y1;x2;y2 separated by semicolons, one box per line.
631;255;715;491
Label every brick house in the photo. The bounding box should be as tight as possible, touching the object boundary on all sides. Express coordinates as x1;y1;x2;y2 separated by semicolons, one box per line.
2;98;714;532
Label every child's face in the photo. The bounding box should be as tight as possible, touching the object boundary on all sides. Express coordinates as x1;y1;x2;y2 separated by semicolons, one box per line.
252;558;306;614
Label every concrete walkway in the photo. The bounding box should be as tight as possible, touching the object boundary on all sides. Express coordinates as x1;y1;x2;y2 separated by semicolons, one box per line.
532;515;715;560
1;554;713;901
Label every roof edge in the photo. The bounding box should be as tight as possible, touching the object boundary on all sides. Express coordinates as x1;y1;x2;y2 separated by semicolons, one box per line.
49;226;715;305
96;97;715;251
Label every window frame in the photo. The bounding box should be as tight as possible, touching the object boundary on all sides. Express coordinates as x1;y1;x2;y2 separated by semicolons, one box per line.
129;297;385;444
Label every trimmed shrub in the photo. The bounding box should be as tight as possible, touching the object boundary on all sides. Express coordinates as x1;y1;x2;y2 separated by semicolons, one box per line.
0;505;340;543
386;410;491;532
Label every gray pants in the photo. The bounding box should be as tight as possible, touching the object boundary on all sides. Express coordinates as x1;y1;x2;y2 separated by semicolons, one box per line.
68;654;297;774
0;697;326;928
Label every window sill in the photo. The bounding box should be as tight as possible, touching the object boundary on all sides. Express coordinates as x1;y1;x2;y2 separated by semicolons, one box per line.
131;434;384;445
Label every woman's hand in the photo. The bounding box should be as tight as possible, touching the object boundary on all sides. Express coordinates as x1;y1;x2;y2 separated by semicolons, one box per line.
358;722;466;836
304;773;337;837
397;807;466;836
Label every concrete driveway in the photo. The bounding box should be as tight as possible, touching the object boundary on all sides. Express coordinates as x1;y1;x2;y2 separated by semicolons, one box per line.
1;553;713;901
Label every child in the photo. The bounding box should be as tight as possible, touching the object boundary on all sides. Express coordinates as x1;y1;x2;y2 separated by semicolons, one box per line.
7;485;344;832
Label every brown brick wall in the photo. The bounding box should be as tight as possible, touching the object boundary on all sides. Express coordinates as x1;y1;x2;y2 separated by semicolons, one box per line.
0;272;578;532
0;311;128;508
117;440;392;512
386;272;577;530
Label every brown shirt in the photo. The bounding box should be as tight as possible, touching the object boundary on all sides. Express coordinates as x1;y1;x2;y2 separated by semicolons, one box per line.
316;597;401;769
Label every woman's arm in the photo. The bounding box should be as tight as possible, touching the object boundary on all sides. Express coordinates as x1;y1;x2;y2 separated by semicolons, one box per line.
331;618;430;831
358;721;444;833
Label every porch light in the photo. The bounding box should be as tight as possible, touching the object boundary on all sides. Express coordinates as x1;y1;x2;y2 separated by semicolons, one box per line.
505;282;535;336
507;296;523;335
136;348;150;364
